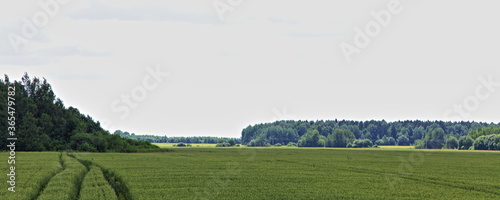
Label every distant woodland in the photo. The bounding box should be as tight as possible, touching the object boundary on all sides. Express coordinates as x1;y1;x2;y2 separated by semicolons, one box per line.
242;120;500;150
114;130;241;144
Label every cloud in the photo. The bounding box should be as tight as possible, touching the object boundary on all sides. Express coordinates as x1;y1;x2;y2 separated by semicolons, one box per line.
267;17;299;24
33;45;111;57
0;45;110;66
284;31;350;38
67;1;220;24
0;55;56;66
0;26;51;55
47;69;106;81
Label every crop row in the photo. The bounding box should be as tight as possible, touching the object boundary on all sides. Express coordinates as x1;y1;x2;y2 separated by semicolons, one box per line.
79;165;117;200
75;148;500;200
37;153;87;200
0;152;62;200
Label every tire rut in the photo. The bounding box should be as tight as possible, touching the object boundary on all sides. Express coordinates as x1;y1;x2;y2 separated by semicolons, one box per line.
31;153;65;200
275;158;500;196
68;153;131;200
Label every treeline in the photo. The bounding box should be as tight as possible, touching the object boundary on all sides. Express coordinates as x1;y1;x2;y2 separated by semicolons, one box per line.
0;73;159;152
114;130;241;144
242;120;500;150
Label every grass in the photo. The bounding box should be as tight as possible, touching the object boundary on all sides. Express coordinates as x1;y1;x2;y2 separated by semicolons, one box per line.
74;148;500;200
153;143;218;148
2;148;499;199
0;152;61;200
378;145;414;150
37;153;88;200
79;165;117;200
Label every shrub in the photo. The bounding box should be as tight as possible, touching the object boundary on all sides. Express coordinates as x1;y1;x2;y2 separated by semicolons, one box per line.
286;142;298;147
351;139;373;148
473;134;500;150
458;136;474;150
228;139;236;146
216;143;232;147
174;143;191;147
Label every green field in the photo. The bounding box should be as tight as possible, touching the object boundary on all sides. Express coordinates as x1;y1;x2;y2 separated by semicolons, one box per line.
2;148;500;200
153;143;219;148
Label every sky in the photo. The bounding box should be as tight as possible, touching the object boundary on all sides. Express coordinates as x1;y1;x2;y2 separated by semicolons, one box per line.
1;0;500;137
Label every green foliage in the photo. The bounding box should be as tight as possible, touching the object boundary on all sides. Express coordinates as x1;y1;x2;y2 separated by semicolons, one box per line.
174;142;191;147
116;132;240;144
468;126;500;139
298;129;324;147
414;139;426;149
0;73;158;152
79;166;117;200
351;139;373;148
397;135;410;146
274;143;282;147
375;136;396;146
473;134;500;150
216;142;232;147
419;128;446;149
326;129;355;147
228;139;236;146
445;136;459;149
286;142;298;147
458;136;474;150
241;120;500;151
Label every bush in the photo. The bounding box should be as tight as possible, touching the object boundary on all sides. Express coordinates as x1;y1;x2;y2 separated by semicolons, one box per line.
473;134;500;150
458;136;474;150
247;138;267;147
173;143;191;147
228;139;236;146
286;142;297;147
79;142;97;152
414;139;426;149
216;143;232;147
274;143;282;147
351;139;373;148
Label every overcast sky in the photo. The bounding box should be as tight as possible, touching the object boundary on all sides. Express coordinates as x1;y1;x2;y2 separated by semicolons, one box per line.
1;0;500;137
